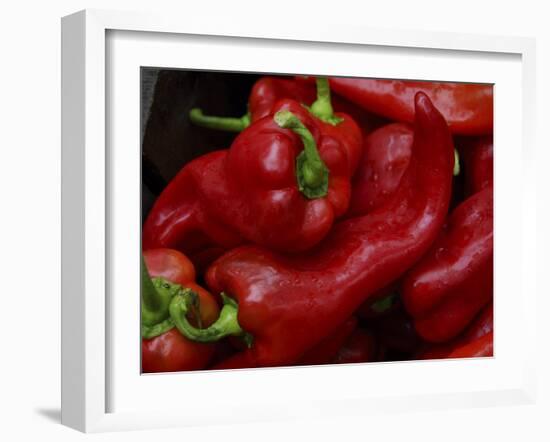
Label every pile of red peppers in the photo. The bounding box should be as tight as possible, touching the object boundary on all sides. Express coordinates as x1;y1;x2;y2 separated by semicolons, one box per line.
141;75;494;372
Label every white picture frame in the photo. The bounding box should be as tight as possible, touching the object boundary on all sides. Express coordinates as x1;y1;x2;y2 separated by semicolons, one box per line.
61;9;537;433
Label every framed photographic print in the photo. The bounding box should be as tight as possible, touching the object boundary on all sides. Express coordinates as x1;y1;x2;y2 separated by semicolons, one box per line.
61;9;537;433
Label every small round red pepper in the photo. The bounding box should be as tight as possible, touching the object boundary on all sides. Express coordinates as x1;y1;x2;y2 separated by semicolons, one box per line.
141;249;220;373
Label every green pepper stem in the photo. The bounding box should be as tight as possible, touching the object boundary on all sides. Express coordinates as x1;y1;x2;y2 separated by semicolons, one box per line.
274;110;329;199
169;291;252;345
370;292;399;314
453;148;460;176
189;108;251;132
142;318;174;340
306;77;343;125
141;255;176;327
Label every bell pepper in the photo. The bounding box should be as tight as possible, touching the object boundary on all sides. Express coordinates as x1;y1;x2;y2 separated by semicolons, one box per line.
331;329;376;364
402;185;493;343
141;249;220;372
456;135;493;196
418;302;493;359
324;77;493;135
143;77;363;255
166;92;454;369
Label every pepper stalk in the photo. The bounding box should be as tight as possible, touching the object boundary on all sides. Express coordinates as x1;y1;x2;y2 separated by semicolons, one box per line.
304;77;344;125
274;110;329;199
141;254;181;338
169;292;253;347
189;108;251;132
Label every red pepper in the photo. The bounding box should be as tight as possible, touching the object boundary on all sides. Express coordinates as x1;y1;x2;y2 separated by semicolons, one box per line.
347;123;413;217
331;329;376;364
166;92;454;368
143;78;363;255
142;151;243;262
456;135;493;196
348;121;462;218
141;249;220;373
418;302;493;359
189;76;316;132
325;77;493;135
190;75;382;137
402;185;493;343
447;332;493;358
297;317;358;366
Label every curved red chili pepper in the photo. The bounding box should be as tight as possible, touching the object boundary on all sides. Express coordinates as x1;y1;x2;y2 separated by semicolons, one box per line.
195;92;454;368
347;123;413;217
402;185;493;343
456;135;493;196
418;302;493;359
144;81;363;255
326;77;493;135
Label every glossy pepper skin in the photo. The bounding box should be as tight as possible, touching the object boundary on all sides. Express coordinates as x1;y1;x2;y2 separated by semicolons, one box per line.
144;82;363;254
248;77;316;123
199;99;362;252
325;77;493;135
347;123;413;217
448;332;493;358
456;135;493;196
199;92;454;369
141;249;220;373
418;302;493;360
142;151;243;263
402;185;493;343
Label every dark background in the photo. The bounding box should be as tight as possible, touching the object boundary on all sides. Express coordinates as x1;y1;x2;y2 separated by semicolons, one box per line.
141;69;263;218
